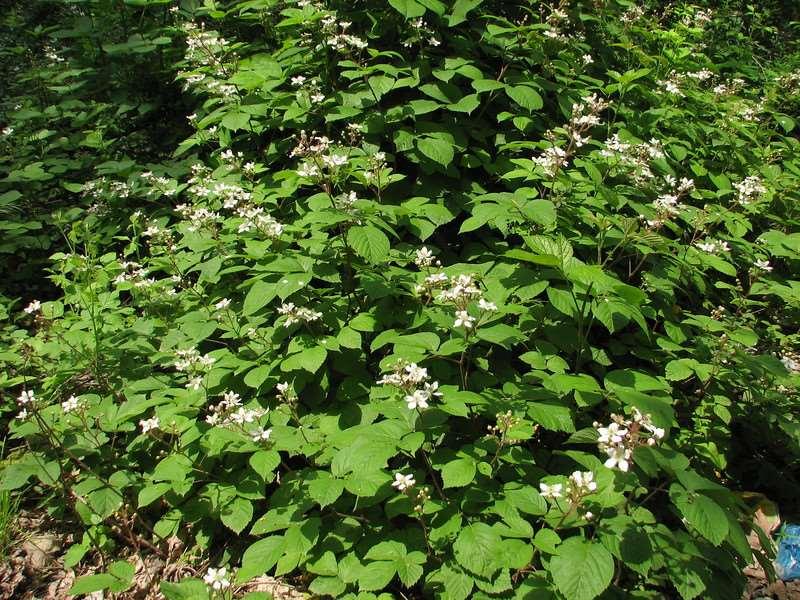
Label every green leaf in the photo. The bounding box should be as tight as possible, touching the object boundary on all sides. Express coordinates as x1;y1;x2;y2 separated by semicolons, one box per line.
550;537;614;600
428;563;474;600
69;561;134;595
453;523;503;578
447;94;481;114
221;497;253;534
448;0;484;26
308;476;345;507
151;454;193;483
388;0;426;18
672;489;729;546
138;483;171;508
440;457;476;488
237;536;285;583
160;579;209;600
347;226;390;264
243;279;277;315
282;345;328;373
417;137;455;166
476;323;525;348
358;561;396;591
505;85;543;112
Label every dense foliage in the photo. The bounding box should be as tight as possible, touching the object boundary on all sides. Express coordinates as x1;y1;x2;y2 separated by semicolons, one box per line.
2;0;800;598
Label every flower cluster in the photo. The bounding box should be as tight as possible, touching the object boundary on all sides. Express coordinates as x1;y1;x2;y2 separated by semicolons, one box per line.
695;239;731;254
646;175;695;229
781;352;800;374
276;303;323;327
61;395;84;414
733;175;766;206
204;391;269;437
378;361;442;411
174;348;216;390
533;93;609;177
657;71;686;97
620;6;645;24
533;146;569;178
141;171;177;197
363;151;387;185
414;267;497;330
114;260;156;288
403;18;440;48
320;15;368;52
543;4;573;42
140;416;159;434
594;408;665;472
712;78;745;97
391;473;430;513
292;131;352;178
203;567;231;591
540;470;597;520
413;246;439;269
600;134;664;183
235;205;284;238
15;390;36;421
753;258;773;273
175;204;220;233
24;300;41;315
291;76;326;104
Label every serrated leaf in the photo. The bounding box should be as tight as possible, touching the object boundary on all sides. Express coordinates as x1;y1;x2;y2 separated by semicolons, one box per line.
221;497;253;534
237;536;285;583
243;279;277;315
388;0;426;18
453;523;503;578
550;537;614;600
417;137;454;166
358;560;396;591
506;85;543;111
673;490;729;546
281;345;327;373
440;457;476;488
347;226;390;264
448;0;483;26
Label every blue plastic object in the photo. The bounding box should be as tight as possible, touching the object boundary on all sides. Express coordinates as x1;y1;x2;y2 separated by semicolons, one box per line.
775;524;800;581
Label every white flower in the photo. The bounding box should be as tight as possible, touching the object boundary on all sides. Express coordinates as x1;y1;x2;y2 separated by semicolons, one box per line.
297;163;320;178
391;472;415;492
251;428;272;442
453;310;476;329
186;376;204;391
539;482;563;499
222;391;242;408
310;92;325;103
61;396;81;413
24;300;41;314
603;446;631;472
17;390;35;405
569;470;597;494
203;567;231;591
291;75;307;86
215;298;231;310
322;153;348;168
415;247;435;268
405;389;430;410
597;422;627;445
140;417;160;434
16;409;28;421
582;54;594;65
478;299;497;312
754;259;773;272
